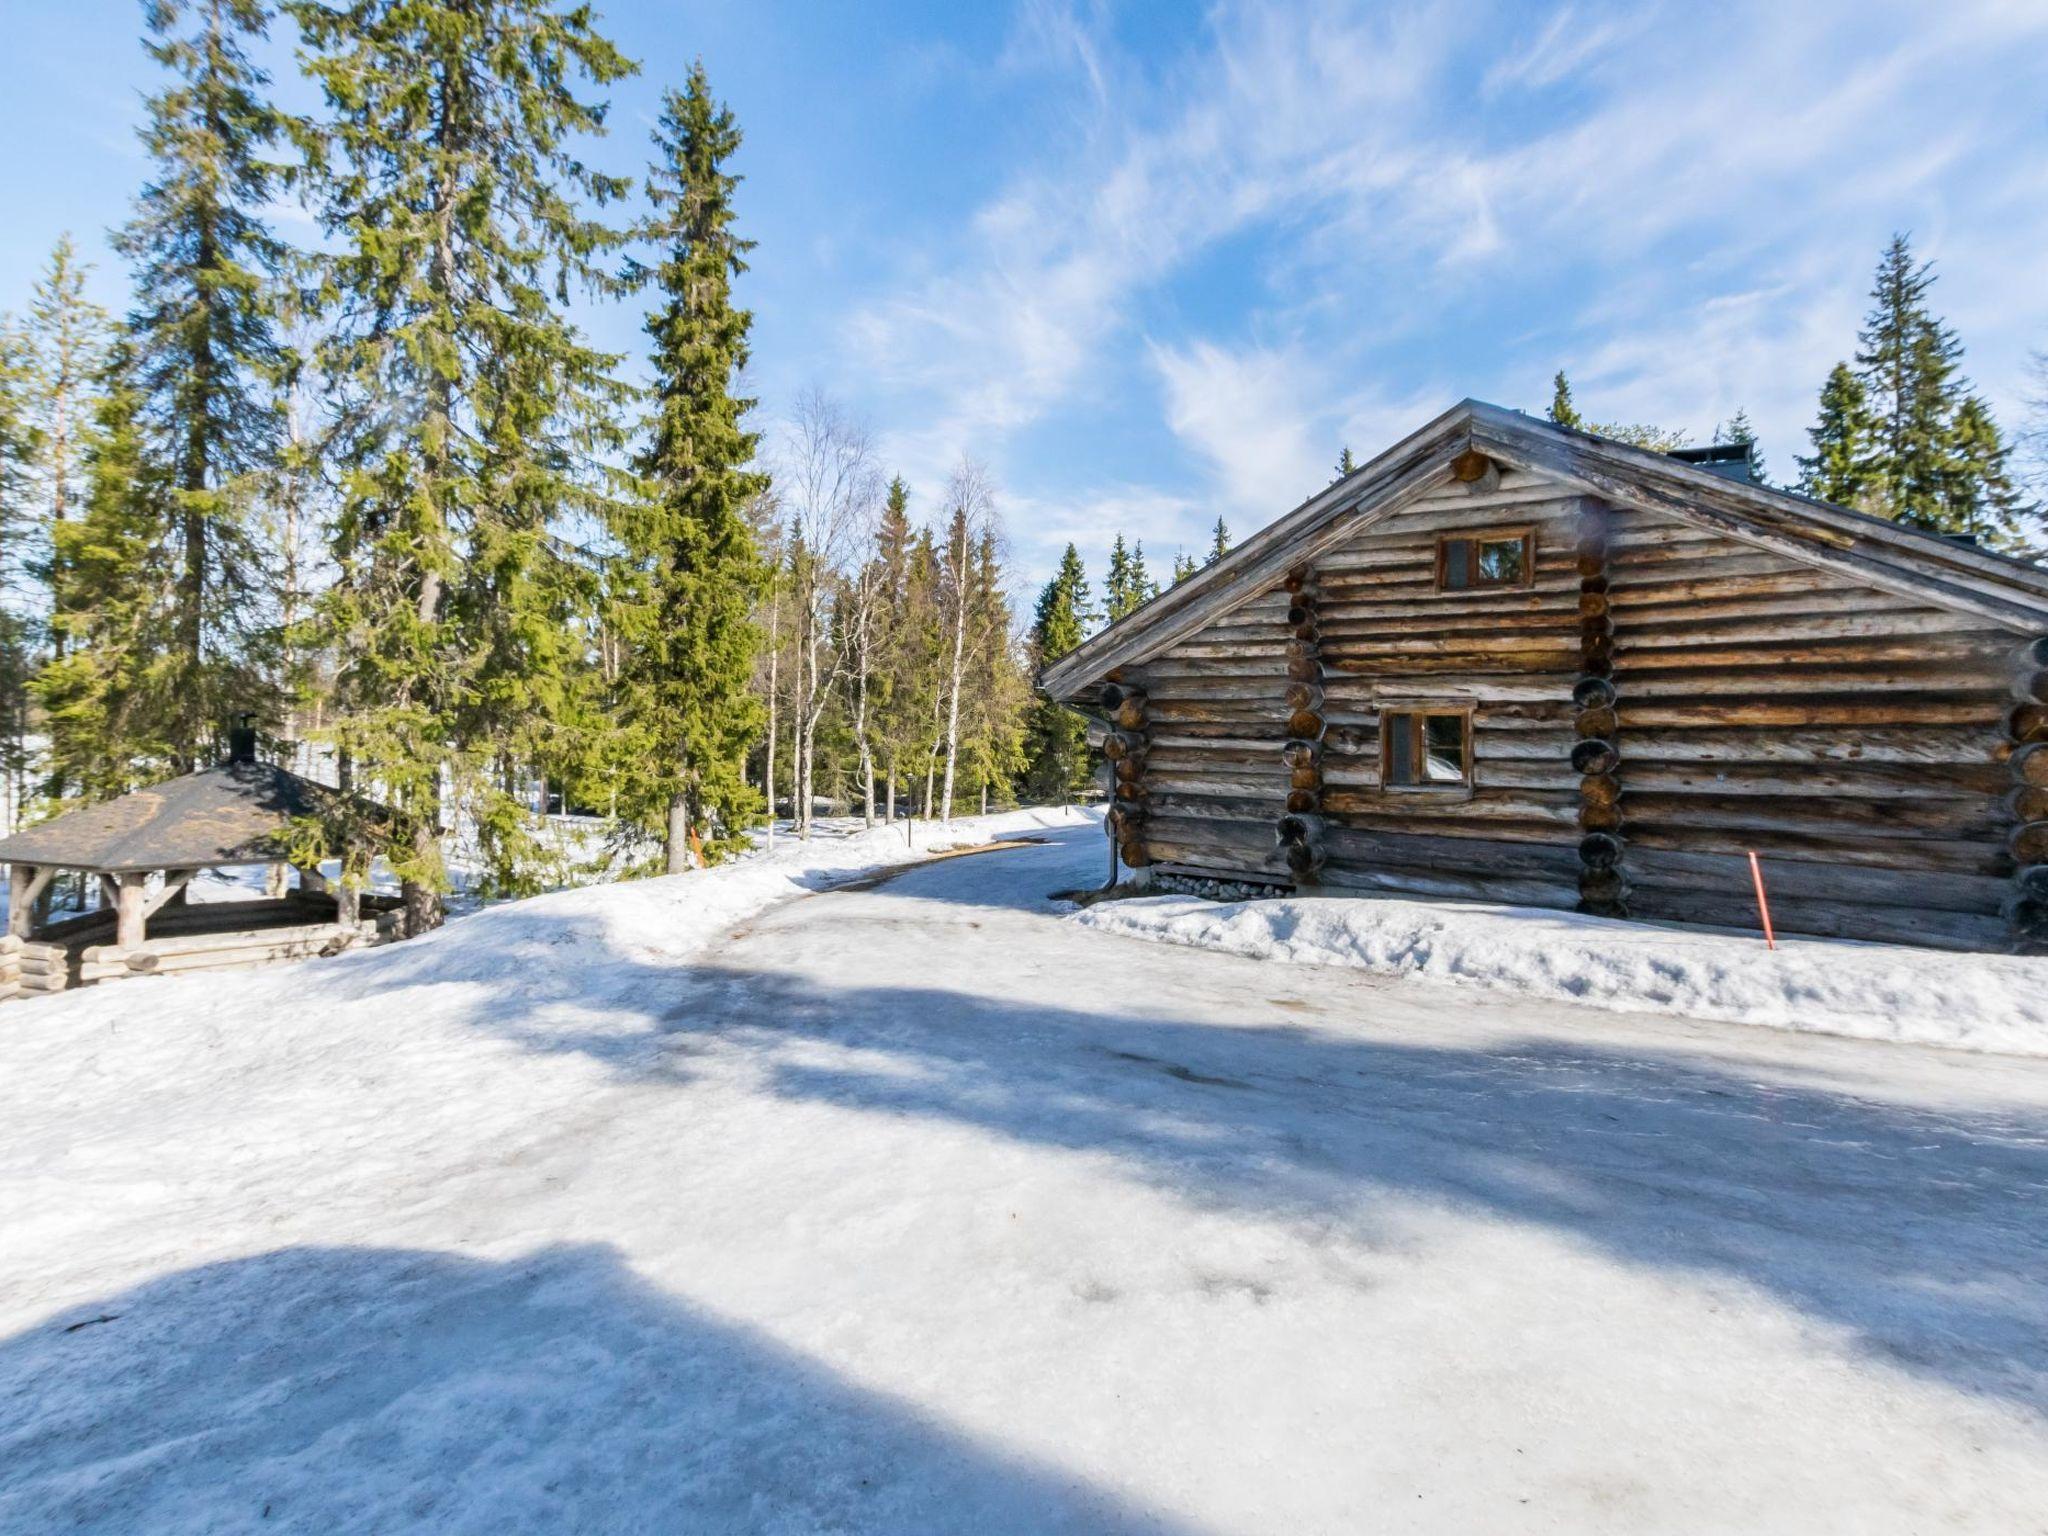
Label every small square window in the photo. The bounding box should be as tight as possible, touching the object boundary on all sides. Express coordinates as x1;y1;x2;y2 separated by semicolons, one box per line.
1382;709;1472;789
1437;530;1532;591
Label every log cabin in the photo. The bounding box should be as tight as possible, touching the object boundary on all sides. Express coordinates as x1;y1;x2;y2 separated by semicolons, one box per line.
1040;399;2048;953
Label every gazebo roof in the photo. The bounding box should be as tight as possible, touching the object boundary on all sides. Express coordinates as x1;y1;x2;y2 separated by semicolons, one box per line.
0;761;367;875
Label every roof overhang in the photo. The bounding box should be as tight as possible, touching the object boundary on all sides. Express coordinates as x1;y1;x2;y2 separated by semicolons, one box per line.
1041;399;2048;700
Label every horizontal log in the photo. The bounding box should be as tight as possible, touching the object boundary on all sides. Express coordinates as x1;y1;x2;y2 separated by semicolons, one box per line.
1624;846;2010;914
1627;887;2006;951
1286;710;1325;739
1322;825;1581;879
2012;822;2048;865
1578;801;1623;832
1575;705;1618;738
1573;676;1617;709
1616;725;2004;765
1616;634;2011;670
1316;615;1583;649
1622;794;2005;841
1617;605;2009;646
1316;864;1580;910
1616;759;2009;798
1579;831;1624;871
1571;739;1619;776
1622;824;2008;877
1617;697;2008;729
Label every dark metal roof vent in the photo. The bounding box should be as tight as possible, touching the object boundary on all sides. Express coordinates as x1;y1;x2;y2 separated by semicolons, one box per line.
1668;441;1759;484
227;714;258;766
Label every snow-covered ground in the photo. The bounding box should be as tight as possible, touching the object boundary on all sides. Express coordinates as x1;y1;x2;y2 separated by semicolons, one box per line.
1075;889;2048;1057
4;817;2048;1532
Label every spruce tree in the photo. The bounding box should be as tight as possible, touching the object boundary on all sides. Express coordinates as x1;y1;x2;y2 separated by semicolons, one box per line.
0;322;37;826
1853;234;1963;527
602;63;768;870
1548;370;1583;430
1023;542;1089;801
1170;550;1196;585
1334;445;1357;480
1130;540;1157;608
1941;396;2034;549
289;0;637;924
25;237;110;649
1716;407;1766;483
1798;362;1874;507
1207;516;1231;564
116;0;289;770
1104;533;1140;623
33;347;182;803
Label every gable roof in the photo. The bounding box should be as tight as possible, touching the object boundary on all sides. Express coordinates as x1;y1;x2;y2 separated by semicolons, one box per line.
1042;399;2048;702
0;761;370;875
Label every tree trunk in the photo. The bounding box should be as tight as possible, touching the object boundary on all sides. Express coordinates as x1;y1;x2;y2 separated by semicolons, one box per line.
401;817;442;937
763;605;779;850
665;792;692;874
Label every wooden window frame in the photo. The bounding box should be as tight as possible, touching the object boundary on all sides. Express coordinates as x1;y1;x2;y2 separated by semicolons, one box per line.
1434;527;1535;593
1379;706;1475;792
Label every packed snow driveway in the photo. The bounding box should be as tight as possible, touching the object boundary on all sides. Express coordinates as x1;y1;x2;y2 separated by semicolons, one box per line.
4;822;2048;1533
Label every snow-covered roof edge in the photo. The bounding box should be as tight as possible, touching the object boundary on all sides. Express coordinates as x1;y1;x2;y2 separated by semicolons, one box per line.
1040;399;2048;702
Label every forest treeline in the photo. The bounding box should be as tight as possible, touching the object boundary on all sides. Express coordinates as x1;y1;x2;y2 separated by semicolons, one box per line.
1;5;2043;928
0;1;1088;929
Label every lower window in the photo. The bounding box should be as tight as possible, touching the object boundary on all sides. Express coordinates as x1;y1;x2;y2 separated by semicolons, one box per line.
1382;709;1472;788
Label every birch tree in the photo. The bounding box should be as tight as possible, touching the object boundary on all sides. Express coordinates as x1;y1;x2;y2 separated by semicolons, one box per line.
778;390;875;837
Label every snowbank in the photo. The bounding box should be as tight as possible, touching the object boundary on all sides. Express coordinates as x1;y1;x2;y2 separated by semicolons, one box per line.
1071;892;2048;1056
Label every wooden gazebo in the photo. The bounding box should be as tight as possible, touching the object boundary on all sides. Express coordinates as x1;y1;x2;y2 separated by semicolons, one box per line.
0;739;400;1002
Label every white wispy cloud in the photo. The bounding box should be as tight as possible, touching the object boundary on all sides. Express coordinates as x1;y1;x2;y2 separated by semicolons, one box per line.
814;0;2048;578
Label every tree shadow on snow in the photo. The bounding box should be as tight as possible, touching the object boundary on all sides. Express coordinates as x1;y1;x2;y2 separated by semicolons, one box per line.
673;965;2048;1418
279;835;2048;1420
0;1243;1194;1535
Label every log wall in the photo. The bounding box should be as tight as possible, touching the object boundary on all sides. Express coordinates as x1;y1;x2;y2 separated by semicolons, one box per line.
1121;586;1293;882
1108;460;2039;950
1310;471;1588;907
1604;509;2021;948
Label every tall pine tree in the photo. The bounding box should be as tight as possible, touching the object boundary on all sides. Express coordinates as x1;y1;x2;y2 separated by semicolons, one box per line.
1715;407;1766;484
1207;516;1231;564
32;347;182;803
599;63;767;870
1023;542;1090;802
1941;395;2032;549
1853;234;1963;528
1798;362;1874;507
1547;370;1582;429
25;236;109;660
1104;532;1157;623
289;0;637;925
0;321;37;828
116;0;289;770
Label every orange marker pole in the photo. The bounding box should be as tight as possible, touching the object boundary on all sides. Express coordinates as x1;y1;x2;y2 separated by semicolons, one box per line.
1748;850;1776;950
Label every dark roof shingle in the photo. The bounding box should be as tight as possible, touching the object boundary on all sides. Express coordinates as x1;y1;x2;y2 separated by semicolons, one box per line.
0;763;359;873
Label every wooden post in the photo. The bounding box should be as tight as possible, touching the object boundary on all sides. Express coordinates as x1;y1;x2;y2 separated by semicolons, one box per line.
337;880;361;930
1100;677;1151;869
114;873;148;951
7;864;57;939
2008;638;2048;953
1277;565;1327;883
1574;505;1628;918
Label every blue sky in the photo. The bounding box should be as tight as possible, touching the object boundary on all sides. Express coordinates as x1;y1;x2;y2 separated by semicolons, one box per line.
3;0;2045;588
